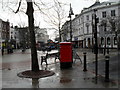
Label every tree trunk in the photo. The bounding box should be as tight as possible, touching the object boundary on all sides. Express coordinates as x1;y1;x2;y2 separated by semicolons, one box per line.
26;0;39;71
59;25;61;42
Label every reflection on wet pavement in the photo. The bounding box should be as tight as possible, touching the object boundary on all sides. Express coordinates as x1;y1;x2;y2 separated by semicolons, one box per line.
1;49;119;88
60;77;72;83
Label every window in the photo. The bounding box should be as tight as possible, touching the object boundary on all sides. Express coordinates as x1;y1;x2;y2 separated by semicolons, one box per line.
104;23;107;32
79;28;81;34
79;19;80;25
114;37;117;45
101;37;104;45
86;25;89;34
111;10;115;16
86;15;89;21
102;11;106;18
107;37;110;45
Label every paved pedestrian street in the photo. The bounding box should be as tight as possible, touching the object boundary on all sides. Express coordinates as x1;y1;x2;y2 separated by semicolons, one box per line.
0;49;119;89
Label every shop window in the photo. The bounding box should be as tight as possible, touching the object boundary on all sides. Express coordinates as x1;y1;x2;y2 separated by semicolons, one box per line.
107;37;110;45
101;37;104;45
114;37;117;45
86;25;89;34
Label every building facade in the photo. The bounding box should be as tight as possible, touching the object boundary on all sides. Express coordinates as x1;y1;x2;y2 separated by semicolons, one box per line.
1;20;10;42
0;19;10;49
0;19;2;48
61;0;120;49
15;27;30;49
35;27;49;44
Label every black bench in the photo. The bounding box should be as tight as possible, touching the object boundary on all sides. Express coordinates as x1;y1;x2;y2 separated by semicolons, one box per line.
40;50;59;65
41;52;48;65
48;52;59;62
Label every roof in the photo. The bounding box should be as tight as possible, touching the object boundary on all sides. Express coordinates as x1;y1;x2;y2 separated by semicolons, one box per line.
88;1;117;9
89;1;101;8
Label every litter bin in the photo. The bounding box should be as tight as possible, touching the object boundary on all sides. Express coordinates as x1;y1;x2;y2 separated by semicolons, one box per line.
60;42;72;69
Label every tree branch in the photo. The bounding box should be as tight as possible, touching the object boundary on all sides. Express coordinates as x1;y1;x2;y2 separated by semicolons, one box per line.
33;2;46;15
15;0;22;13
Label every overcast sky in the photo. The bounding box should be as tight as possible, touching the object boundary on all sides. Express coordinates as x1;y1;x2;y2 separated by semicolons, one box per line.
0;0;111;26
0;0;118;40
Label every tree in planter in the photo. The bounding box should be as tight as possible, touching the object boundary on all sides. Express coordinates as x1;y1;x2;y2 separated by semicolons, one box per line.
13;0;39;71
1;0;55;78
26;0;39;71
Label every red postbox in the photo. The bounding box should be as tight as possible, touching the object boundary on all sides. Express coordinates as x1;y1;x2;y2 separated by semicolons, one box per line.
60;42;72;69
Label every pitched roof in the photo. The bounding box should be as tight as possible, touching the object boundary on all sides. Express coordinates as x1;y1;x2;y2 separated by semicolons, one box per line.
89;1;100;8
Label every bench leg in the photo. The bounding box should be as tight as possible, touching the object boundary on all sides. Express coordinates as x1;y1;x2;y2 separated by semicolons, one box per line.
46;61;48;65
55;54;59;62
41;56;43;65
41;56;48;65
41;61;43;65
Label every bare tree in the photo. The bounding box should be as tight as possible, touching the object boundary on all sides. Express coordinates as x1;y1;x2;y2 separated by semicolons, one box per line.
1;0;67;71
8;0;40;71
1;0;56;78
26;0;39;71
34;0;68;42
48;0;67;42
1;0;68;42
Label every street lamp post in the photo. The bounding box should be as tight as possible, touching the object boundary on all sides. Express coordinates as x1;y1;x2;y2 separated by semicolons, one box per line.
93;9;99;79
68;3;74;42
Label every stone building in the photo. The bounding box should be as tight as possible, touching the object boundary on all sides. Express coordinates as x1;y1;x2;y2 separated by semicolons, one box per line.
61;0;120;49
0;19;10;49
35;27;49;44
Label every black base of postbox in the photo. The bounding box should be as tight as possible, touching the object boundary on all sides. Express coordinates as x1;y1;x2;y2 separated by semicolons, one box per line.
60;62;72;69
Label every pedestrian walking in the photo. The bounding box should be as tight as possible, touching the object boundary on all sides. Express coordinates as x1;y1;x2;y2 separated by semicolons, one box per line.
2;47;4;55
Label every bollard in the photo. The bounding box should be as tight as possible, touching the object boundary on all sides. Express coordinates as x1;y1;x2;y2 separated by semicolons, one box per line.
83;52;87;71
105;55;110;82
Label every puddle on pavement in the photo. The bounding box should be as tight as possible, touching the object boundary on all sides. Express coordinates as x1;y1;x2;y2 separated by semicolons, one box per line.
56;73;59;76
2;68;11;70
50;67;55;71
91;76;118;88
60;77;72;83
